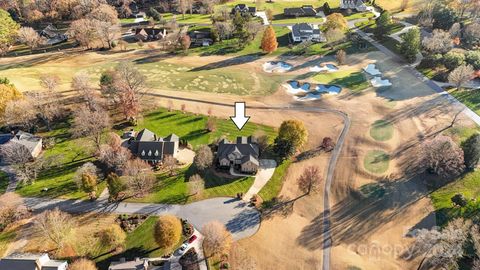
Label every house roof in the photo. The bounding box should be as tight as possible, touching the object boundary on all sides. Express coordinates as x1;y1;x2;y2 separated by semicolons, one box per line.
284;6;317;16
0;131;42;155
217;136;259;165
134;28;166;37
291;23;321;37
131;129;178;160
109;258;148;270
232;4;256;13
341;0;365;7
0;253;66;270
241;154;259;166
136;128;157;142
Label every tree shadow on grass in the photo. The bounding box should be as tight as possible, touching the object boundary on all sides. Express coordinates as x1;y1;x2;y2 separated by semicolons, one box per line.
296;174;430;251
189;53;263;71
182;129;209;142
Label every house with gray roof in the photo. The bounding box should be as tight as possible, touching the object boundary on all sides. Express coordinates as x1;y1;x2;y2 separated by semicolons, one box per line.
216;136;259;174
284;5;320;17
0;130;42;160
290;23;326;43
340;0;367;11
128;128;179;163
0;253;67;270
231;4;256;15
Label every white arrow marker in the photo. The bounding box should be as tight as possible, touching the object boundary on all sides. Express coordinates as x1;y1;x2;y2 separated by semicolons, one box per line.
230;102;250;130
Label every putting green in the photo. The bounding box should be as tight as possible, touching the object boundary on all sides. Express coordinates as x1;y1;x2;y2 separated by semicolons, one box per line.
364;150;390;174
369;120;394;141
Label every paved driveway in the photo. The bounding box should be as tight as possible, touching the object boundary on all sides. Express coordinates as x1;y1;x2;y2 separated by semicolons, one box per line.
24;197;260;240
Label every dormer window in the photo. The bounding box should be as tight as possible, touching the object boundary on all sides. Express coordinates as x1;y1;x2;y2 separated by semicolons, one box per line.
141;150;145;156
148;150;152;156
154;150;159;156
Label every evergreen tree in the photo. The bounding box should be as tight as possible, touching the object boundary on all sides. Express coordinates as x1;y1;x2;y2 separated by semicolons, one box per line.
462;133;480;170
0;9;20;54
399;28;421;63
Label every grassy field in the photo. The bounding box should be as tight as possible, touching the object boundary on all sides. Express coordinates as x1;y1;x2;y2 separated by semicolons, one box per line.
354;20;405;34
0;230;15;256
431;170;480;226
313;70;369;92
128;167;255;204
363;150;390;174
449;89;480;116
137;108;276;148
258;160;291;204
96;216;184;269
369;120;394;141
15;121;104;199
161;13;212;24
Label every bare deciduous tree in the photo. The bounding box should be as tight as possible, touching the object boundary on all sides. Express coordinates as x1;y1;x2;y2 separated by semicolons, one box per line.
17;26;44;51
193;145;213;171
71;105;110;151
162;155;177;176
202;221;233;257
336;49;346;65
187;174;204;197
3;98;36;130
297;166;322;195
72;72;102;111
28;90;63;131
448;65;475;90
34;208;76;249
39;74;61;92
421;135;465;178
407;218;471;270
214;21;234;41
73;162;99;200
69;18;100;49
98;132;131;171
422;29;453;54
123;158;155;197
112;63;147;122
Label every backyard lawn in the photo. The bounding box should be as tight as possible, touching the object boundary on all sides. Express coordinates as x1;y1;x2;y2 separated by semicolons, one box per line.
96;216;184;269
15;121;104;200
161;13;212;24
431;170;480;226
313;70;369;92
258;160;291;205
129;167;255;204
449;89;480;116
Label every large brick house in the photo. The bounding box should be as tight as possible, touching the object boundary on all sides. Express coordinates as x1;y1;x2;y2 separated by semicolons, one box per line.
216;136;260;173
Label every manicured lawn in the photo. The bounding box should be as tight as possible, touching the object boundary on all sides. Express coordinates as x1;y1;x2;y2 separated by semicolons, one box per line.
15;122;105;199
0;172;9;194
369;120;394;141
431;171;480;226
449;89;480;116
128;167;255;204
258;160;291;203
313;70;369;92
354;20;405;35
96;216;184;269
363;150;390;174
344;11;375;21
272;16;325;24
380;36;402;55
161;13;212;24
137;108;276;149
216;0;339;16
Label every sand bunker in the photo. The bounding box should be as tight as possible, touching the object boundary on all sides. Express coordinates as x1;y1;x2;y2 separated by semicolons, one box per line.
370;77;392;87
263;61;293;73
286;80;342;101
310;63;339;73
363;64;381;76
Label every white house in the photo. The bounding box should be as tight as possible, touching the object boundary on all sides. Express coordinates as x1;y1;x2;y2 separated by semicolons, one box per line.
290;23;326;43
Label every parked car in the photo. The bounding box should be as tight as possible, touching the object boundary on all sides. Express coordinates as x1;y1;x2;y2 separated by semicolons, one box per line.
188;235;197;243
179;243;189;254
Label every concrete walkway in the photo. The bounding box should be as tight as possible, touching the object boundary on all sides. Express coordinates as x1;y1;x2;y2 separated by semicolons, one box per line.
255;11;269;25
23;196;260;240
243;159;276;201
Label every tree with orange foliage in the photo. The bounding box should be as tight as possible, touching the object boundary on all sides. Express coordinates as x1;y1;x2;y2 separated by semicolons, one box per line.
261;25;278;53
